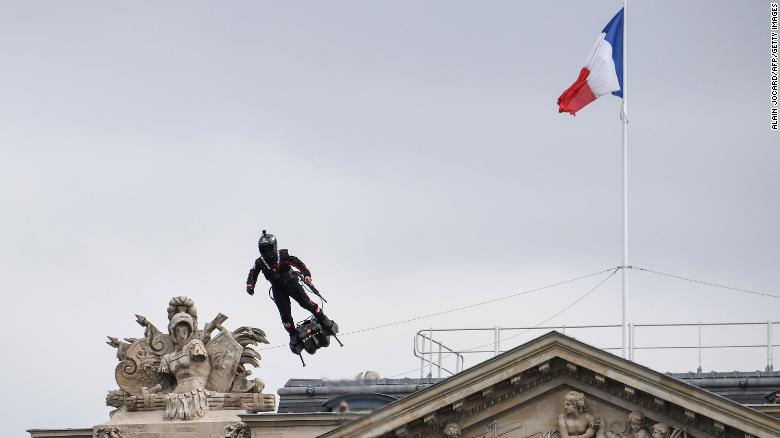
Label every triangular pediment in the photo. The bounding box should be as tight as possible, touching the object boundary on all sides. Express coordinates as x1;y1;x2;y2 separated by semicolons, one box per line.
322;332;780;438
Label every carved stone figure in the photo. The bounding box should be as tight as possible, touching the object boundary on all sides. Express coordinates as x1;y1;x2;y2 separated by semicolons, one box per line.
94;426;122;438
161;311;209;388
224;421;250;438
558;391;602;438
105;296;275;420
648;423;688;438
650;423;670;438
607;411;649;438
160;307;212;420
442;421;462;438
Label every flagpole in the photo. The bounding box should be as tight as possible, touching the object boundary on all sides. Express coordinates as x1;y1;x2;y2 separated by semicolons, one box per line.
621;0;630;360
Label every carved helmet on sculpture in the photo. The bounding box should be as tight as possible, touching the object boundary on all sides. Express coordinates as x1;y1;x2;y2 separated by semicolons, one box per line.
168;312;196;342
258;229;278;263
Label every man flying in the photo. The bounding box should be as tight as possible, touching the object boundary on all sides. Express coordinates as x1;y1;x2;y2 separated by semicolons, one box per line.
246;230;337;352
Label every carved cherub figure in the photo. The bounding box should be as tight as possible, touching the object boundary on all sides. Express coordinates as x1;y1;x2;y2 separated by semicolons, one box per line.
607;411;649;438
443;422;462;438
558;391;601;438
650;423;670;438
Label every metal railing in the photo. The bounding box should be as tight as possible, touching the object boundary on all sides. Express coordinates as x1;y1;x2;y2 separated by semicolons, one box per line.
414;329;465;378
414;321;779;378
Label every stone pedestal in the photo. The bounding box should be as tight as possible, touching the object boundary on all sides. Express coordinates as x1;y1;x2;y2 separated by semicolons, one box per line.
95;410;248;438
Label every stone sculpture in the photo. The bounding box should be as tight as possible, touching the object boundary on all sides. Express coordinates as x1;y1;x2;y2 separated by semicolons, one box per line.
224;421;250;438
94;426;122;438
606;411;649;438
160;307;211;420
106;296;275;420
649;423;670;438
650;423;687;438
557;391;602;438
442;421;462;438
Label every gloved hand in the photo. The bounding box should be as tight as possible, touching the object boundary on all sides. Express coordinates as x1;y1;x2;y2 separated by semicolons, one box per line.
246;285;255;295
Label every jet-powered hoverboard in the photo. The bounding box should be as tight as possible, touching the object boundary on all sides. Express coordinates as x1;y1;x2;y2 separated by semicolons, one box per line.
288;271;344;366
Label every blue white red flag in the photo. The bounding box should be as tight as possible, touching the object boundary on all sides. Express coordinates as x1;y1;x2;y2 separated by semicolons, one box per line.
558;8;624;115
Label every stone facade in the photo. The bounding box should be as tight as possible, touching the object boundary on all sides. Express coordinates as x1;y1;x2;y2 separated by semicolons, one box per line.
318;332;780;438
95;410;248;438
28;431;93;438
28;332;780;438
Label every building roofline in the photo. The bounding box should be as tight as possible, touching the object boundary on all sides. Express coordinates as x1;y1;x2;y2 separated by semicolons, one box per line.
322;331;780;437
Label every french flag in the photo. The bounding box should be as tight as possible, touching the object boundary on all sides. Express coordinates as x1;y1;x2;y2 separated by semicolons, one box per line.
558;8;624;115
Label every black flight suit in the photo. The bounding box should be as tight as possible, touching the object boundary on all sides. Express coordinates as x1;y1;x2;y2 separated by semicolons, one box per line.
246;249;324;333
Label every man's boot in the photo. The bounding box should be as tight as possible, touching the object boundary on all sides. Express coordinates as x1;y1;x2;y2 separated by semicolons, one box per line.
288;331;302;354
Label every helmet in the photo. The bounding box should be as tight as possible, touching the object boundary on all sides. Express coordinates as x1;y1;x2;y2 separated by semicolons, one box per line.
258;229;278;263
168;312;196;342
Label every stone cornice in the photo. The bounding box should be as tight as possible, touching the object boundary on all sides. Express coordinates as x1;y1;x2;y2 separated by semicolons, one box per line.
26;430;92;438
748;404;780;420
239;412;362;428
321;332;780;438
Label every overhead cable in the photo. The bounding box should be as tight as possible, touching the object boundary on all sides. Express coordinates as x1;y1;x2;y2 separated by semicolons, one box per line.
632;266;779;300
259;266;616;351
388;267;620;378
461;266;620;352
341;267;617;336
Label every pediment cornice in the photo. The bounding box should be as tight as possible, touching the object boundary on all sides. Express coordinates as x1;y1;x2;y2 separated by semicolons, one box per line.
322;333;780;438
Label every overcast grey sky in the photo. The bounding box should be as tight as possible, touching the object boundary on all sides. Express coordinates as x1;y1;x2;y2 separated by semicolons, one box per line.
1;1;778;435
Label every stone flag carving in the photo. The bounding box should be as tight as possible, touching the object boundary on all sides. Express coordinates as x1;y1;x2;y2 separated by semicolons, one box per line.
106;296;275;420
